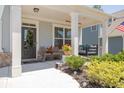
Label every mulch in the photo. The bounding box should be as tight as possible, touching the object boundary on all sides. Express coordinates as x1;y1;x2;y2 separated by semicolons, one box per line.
59;64;103;88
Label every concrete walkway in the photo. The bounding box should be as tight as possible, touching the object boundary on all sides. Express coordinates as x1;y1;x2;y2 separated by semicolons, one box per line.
0;60;80;88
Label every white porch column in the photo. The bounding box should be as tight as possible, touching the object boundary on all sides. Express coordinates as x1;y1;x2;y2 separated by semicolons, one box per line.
71;13;79;56
10;6;22;77
102;21;108;55
98;25;102;56
0;20;2;52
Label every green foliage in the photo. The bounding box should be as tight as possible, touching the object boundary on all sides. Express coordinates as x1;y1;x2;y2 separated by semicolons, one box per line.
93;5;103;11
62;44;72;52
27;31;33;47
65;55;85;70
115;51;124;61
90;56;100;61
90;51;124;62
87;60;124;88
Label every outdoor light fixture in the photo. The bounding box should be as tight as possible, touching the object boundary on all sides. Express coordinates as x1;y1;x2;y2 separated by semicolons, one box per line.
33;8;39;13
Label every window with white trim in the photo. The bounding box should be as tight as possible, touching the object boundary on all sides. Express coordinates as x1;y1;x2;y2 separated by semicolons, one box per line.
54;27;71;49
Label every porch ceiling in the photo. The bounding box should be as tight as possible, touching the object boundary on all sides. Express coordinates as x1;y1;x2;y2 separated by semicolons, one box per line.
22;5;111;27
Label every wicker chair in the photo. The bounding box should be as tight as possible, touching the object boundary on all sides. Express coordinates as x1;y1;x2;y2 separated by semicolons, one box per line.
38;47;53;61
52;47;63;59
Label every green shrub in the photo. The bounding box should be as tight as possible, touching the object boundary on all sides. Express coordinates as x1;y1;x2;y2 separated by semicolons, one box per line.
87;60;124;88
65;55;85;70
101;53;115;61
115;51;124;62
90;51;124;62
90;56;100;61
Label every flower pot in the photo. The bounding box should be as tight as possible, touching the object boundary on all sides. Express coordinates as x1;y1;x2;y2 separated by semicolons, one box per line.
64;51;71;55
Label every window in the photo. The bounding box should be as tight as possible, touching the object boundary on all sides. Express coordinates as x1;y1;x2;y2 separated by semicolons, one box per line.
65;28;71;38
91;25;97;31
65;28;71;45
54;27;71;49
55;27;63;38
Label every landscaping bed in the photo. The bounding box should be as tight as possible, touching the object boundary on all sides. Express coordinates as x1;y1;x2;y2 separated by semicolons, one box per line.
59;63;103;88
59;51;124;88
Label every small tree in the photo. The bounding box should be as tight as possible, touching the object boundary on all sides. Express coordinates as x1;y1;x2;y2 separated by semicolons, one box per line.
93;5;103;11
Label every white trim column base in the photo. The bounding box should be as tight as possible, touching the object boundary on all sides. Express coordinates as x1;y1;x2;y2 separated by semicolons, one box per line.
11;66;22;77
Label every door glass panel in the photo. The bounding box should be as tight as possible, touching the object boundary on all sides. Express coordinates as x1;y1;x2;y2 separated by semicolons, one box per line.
65;28;71;38
55;27;63;38
24;29;28;41
54;39;63;49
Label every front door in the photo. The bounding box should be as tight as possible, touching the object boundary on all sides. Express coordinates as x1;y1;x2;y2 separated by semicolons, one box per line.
22;27;36;59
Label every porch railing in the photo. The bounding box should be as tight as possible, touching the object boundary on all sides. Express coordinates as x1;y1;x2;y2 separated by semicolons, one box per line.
79;44;98;56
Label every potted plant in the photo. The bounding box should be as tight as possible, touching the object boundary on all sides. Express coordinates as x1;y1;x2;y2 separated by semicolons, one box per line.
62;44;72;55
62;44;72;63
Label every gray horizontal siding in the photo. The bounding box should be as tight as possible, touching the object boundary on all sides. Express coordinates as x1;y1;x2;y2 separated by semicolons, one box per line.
39;21;53;48
82;25;99;45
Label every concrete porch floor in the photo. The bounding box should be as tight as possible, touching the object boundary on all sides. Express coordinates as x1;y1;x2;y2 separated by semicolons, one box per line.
0;60;79;88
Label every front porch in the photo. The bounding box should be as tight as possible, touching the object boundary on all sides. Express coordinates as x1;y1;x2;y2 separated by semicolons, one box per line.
0;60;79;88
0;5;111;77
0;60;61;77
